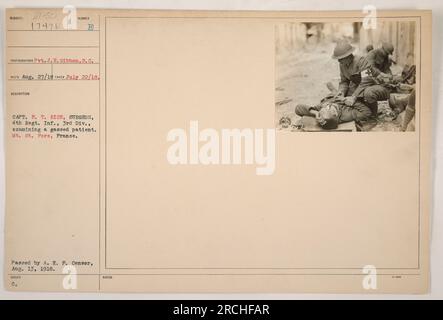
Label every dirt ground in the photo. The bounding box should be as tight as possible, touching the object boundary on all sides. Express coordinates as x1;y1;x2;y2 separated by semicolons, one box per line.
275;43;409;132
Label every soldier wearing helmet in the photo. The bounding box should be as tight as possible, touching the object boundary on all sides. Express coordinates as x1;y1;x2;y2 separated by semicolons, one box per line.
366;41;395;80
332;40;366;98
332;40;391;117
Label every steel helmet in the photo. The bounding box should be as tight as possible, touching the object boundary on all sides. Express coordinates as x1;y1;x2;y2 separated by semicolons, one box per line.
332;41;355;60
382;42;394;55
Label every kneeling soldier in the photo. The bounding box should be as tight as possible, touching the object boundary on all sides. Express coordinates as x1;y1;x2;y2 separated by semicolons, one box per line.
332;41;391;117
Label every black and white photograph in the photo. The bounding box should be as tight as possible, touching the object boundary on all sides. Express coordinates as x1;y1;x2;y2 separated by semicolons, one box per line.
0;1;440;302
275;20;417;132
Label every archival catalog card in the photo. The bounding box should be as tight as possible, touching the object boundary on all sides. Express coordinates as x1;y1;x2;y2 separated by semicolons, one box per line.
4;9;432;293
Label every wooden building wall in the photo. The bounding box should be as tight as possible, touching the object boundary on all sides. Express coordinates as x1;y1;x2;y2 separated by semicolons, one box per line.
275;21;416;67
359;21;416;66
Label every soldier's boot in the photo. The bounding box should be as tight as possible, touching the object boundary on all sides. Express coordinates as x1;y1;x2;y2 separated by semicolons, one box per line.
367;102;379;118
402;105;415;131
389;94;410;115
295;104;314;117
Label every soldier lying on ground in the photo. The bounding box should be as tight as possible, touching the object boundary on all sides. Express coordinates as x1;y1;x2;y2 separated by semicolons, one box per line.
294;85;411;131
294;93;372;130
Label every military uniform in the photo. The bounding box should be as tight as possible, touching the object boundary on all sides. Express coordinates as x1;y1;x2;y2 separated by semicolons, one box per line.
337;54;390;116
338;54;372;96
295;100;372;124
366;47;393;77
401;64;416;84
402;89;416;131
